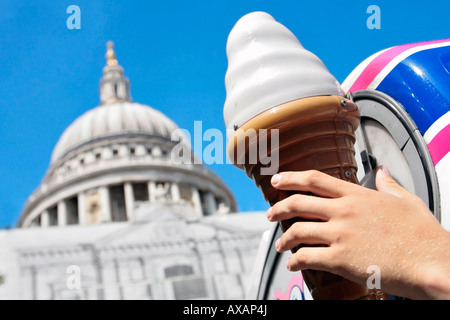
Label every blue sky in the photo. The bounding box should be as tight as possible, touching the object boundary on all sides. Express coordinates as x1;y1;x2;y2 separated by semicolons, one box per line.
1;0;449;228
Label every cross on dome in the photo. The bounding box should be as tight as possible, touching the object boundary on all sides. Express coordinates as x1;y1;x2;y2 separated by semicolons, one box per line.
106;41;118;66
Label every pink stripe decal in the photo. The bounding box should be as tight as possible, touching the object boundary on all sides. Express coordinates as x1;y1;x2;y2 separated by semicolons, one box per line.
428;123;450;165
349;39;450;93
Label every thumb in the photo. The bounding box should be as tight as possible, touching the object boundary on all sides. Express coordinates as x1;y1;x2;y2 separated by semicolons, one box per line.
375;166;409;198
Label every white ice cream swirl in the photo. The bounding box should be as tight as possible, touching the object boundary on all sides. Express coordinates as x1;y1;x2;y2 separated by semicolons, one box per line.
224;11;344;132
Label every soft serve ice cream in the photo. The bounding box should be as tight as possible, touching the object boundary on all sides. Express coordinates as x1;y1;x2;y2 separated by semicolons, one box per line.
224;11;344;132
223;12;387;300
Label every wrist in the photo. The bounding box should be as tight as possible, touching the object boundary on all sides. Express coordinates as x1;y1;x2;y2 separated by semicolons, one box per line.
417;264;450;300
411;232;450;300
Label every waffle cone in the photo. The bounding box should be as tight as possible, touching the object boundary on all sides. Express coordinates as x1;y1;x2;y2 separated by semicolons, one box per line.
227;95;387;300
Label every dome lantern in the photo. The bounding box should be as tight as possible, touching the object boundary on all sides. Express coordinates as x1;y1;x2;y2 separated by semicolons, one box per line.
99;41;132;105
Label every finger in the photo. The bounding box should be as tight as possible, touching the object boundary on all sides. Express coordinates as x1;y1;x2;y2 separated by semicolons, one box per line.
375;166;411;198
271;170;359;198
268;193;334;222
286;246;334;272
276;221;332;253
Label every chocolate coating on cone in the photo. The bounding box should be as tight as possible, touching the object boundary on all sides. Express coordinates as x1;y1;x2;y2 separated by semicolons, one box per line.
227;96;387;300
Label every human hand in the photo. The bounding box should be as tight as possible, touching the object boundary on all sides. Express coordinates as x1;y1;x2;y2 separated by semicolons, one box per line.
267;167;450;299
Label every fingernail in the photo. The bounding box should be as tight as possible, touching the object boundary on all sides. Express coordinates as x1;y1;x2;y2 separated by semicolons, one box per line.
271;174;282;185
378;165;391;177
266;207;272;220
275;238;280;251
286;259;290;271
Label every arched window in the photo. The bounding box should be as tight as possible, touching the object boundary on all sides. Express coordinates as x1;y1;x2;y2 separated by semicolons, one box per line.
109;185;127;222
48;205;58;226
66;196;79;225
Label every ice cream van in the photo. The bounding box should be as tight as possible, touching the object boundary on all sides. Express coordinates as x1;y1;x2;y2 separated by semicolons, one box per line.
246;39;450;300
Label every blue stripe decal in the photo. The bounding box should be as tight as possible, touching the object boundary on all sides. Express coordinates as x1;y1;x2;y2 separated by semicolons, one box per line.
376;45;450;134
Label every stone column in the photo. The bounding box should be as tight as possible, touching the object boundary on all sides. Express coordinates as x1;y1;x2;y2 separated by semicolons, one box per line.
57;200;67;227
100;186;112;222
148;181;156;202
191;188;203;218
41;210;49;228
124;182;134;221
171;182;180;202
78;192;87;225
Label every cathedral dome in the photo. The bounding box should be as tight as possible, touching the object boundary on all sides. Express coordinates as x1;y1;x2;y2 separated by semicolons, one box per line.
18;42;236;229
50;102;181;165
51;41;185;165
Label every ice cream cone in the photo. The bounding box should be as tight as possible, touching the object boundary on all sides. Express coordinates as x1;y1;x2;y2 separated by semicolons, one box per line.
223;11;387;300
227;95;385;300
